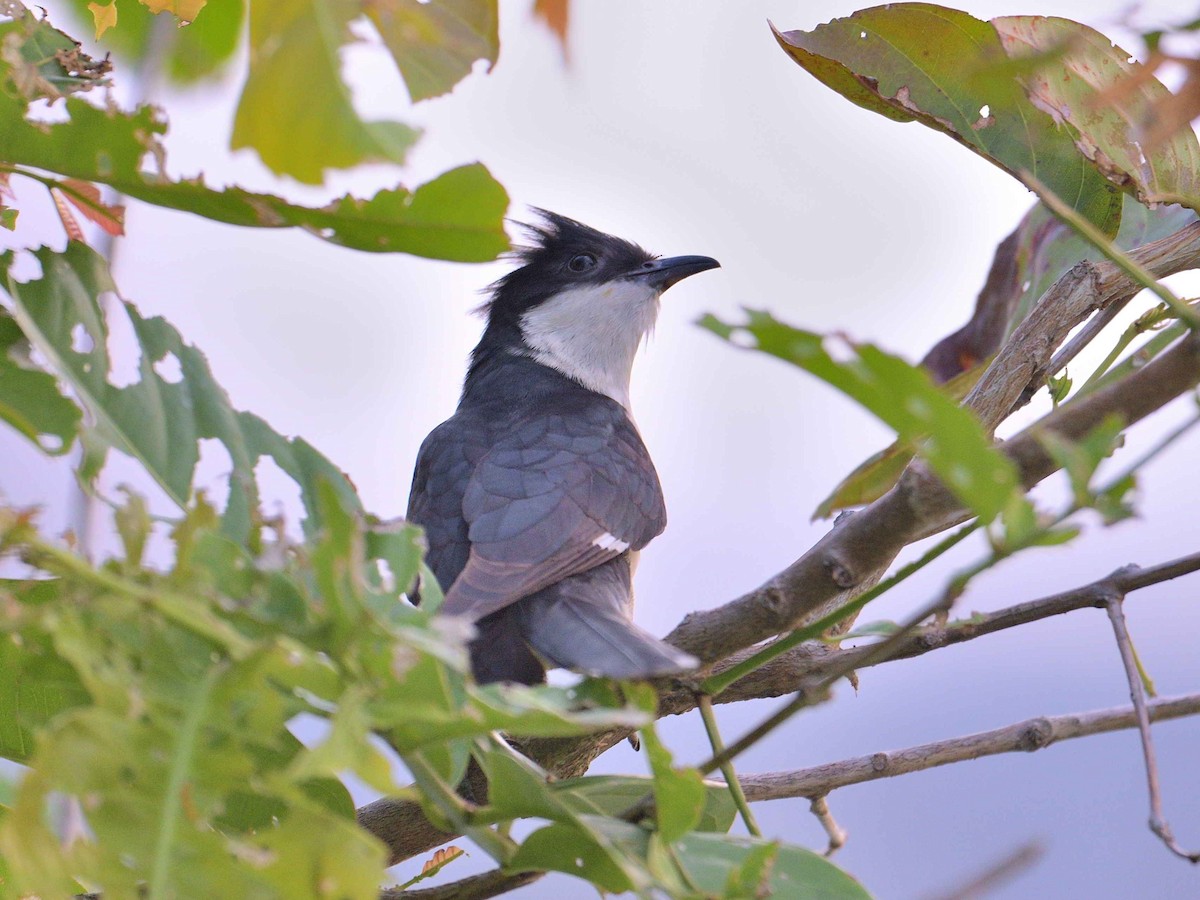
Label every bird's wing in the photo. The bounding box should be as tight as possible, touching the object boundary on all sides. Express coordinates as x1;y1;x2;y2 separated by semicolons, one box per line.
440;403;665;622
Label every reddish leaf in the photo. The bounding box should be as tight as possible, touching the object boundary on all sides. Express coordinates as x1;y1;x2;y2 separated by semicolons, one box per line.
60;179;126;236
49;188;85;243
534;0;569;58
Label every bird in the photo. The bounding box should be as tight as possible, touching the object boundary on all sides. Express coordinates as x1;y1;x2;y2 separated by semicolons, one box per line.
406;209;719;685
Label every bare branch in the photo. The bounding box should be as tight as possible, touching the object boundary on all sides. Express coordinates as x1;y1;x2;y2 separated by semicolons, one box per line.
922;841;1044;900
1105;599;1200;863
358;549;1200;866
736;694;1200;803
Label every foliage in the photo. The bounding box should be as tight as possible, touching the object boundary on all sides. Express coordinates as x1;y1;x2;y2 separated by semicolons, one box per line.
1;0;1198;897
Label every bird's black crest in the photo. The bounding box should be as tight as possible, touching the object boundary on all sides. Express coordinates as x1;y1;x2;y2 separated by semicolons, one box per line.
478;209;655;325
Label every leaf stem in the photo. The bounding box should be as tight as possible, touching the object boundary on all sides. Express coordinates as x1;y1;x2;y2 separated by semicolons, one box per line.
696;695;760;836
147;663;222;900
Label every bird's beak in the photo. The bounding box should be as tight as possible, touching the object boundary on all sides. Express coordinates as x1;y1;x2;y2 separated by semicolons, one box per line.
630;255;721;291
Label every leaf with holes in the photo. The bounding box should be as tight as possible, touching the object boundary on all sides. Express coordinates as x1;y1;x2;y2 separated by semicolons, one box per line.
0;311;81;455
232;0;419;183
0;243;363;541
368;0;499;102
774;4;1123;235
0;19;509;261
990;16;1200;209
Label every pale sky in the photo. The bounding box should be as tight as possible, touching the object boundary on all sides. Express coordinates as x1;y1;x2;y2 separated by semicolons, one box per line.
3;1;1199;896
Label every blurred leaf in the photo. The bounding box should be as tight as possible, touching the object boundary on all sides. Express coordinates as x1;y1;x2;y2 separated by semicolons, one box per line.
0;10;111;101
0;243;362;541
0;63;510;259
0;310;81;456
814;364;985;518
553;775;736;833
1038;414;1126;508
703;311;1023;523
533;0;569;57
139;0;206;22
991;18;1200;207
368;0;498;102
1047;371;1072;406
773;5;1122;235
0;619;91;763
674;833;872;899
64;0;245;84
508;816;652;895
0;206;15;229
87;1;117;38
640;721;706;843
232;0;419;183
113;487;151;568
59;179;125;236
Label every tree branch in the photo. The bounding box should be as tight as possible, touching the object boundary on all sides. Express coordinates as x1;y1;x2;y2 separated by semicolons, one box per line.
736;693;1200;803
1105;598;1200;862
666;330;1200;666
357;221;1200;867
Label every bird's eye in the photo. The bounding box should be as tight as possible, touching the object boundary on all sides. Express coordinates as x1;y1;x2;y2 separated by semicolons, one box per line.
567;253;597;273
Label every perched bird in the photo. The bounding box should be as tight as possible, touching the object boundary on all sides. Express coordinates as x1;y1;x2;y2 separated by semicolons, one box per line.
407;210;719;684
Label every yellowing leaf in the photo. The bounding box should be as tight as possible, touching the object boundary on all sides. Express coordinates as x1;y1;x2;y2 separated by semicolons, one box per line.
88;1;118;39
139;0;207;23
368;0;499;102
233;0;421;183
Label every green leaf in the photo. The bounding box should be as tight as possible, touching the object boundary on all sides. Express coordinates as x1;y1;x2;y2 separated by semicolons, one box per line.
702;311;1022;523
0;311;81;455
368;0;499;102
990;16;1200;210
0;58;510;260
508;816;653;895
674;833;872;900
232;0;420;183
641;722;707;842
0;11;110;101
552;775;736;833
288;688;400;794
0;621;91;763
774;4;1122;235
0;243;364;541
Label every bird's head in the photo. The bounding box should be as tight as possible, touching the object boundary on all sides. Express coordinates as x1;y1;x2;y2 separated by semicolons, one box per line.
472;209;719;408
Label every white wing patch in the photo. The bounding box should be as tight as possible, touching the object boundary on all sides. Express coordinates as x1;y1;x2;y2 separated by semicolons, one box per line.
593;532;631;553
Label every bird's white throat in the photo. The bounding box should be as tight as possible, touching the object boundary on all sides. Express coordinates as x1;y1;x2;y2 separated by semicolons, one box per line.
518;280;661;411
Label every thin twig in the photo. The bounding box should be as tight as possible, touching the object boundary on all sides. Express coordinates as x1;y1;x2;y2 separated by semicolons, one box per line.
381;869;542;900
736;693;1200;802
922;840;1044;900
697;590;955;780
697;695;760;836
808;795;846;856
1105;599;1200;863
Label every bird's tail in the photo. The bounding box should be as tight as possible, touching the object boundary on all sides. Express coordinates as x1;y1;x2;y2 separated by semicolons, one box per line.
513;561;698;680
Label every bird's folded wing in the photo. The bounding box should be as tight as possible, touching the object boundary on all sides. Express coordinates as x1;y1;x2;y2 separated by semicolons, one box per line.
439;410;665;621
